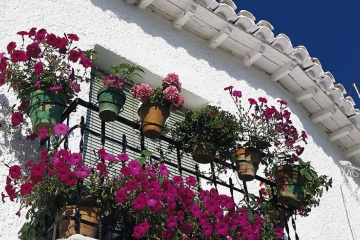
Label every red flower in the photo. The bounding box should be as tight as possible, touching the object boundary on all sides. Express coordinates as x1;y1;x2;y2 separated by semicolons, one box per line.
224;85;233;91
20;182;34;195
45;33;58;47
11;50;28;62
18;101;28;111
11;112;23;126
9;165;21;179
6;41;16;53
79;56;92;68
26;43;41;58
97;162;106;172
28;27;37;37
65;172;78;186
69;49;81;62
67;33;79;41
17;31;28;36
40;150;48;161
56;37;68;49
34;61;43;75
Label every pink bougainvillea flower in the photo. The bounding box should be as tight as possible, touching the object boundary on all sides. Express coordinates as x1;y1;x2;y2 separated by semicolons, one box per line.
67;33;79;41
39;128;48;139
53;123;69;135
11;112;23;126
171;94;185;110
49;85;63;93
9;165;21;179
69;153;82;166
34;61;43;75
233;90;242;98
75;165;90;180
20;182;34;196
130;83;153;102
117;153;129;162
163;85;180;103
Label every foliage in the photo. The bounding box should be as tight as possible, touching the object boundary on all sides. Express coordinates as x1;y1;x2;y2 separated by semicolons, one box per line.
95;63;144;89
171;105;241;162
130;73;184;110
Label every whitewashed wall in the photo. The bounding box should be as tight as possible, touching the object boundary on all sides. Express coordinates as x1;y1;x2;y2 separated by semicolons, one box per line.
0;0;359;239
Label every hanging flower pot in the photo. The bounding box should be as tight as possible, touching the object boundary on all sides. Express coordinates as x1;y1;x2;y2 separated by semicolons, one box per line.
28;90;66;135
274;165;303;207
97;87;126;122
192;142;216;164
57;205;100;239
138;103;170;139
233;147;262;181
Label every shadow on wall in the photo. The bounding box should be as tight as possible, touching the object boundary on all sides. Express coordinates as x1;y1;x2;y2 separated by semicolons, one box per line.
89;0;359;188
0;94;42;167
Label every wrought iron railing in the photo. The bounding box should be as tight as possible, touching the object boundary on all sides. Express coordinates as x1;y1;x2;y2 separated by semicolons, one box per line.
42;98;299;240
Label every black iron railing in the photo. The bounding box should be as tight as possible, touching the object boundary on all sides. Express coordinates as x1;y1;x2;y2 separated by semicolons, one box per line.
42;98;299;240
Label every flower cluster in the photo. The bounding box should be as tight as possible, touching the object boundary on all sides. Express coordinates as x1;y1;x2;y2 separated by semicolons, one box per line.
130;73;184;110
0;27;93;104
225;86;307;169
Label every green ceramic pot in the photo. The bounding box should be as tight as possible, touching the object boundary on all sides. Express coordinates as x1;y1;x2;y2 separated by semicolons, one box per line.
28;90;66;135
97;87;126;122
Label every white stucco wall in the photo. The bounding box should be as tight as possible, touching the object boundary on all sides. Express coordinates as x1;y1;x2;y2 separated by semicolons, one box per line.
0;0;360;239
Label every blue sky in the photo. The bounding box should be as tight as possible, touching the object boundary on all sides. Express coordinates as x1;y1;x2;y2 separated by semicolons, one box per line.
233;0;360;106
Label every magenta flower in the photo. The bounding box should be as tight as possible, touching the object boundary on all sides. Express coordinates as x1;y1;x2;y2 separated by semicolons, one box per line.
162;73;181;92
248;98;257;105
39;128;48;139
224;85;233;91
65;172;78;186
133;221;150;239
274;226;284;238
34;61;43;75
40;150;48;161
11;112;23;126
7;41;16;53
49;85;63;93
75;165;90;180
233;90;242;98
173;176;183;185
258;97;267;103
179;222;193;235
9;165;21;179
278;99;288;105
53;123;69;135
130;83;153;102
185;176;197;186
128;160;142;175
201;224;213;237
11;50;28;62
117;153;129;162
67;33;79;41
158;163;169;176
69;153;82;166
20;183;34;196
132;193;146;211
115;189;129;203
97;162;106;172
26;43;41;58
45;33;58;46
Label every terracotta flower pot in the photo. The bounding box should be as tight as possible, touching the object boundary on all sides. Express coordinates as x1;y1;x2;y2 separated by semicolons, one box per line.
233;147;262;181
57;205;100;239
274;165;303;207
28;90;66;134
138;103;170;139
97;87;126;122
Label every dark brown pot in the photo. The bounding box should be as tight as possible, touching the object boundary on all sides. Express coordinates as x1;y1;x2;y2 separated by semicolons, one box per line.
233;147;262;181
192;142;216;164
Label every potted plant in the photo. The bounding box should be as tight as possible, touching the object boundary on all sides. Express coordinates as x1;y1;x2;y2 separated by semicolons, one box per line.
171;105;240;164
130;73;184;139
2;124;106;239
225;86;308;181
96;63;144;122
0;27;94;135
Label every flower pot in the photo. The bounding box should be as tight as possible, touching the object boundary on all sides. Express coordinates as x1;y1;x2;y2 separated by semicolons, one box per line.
28;90;66;135
274;165;303;207
192;142;216;164
137;103;170;139
57;205;100;239
97;87;126;122
233;147;262;181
